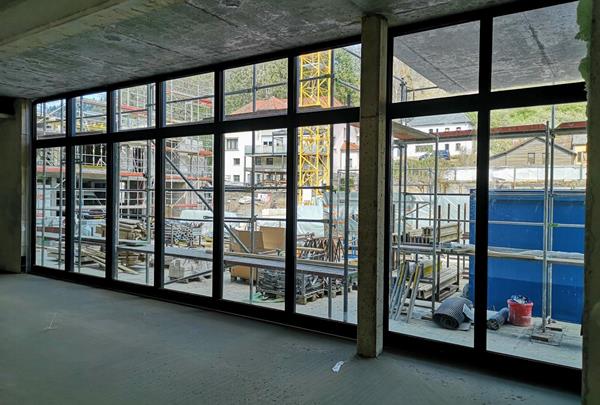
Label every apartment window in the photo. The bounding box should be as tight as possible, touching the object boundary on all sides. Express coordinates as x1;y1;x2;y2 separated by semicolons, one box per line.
455;143;462;151
528;153;536;165
233;175;240;182
266;158;274;165
233;158;241;166
226;138;239;151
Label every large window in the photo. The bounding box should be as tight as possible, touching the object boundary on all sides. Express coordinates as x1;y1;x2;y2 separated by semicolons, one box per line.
485;103;586;368
164;135;214;295
31;0;585;374
298;46;361;111
74;144;107;277
35;147;66;269
224;59;288;119
75;92;107;134
36;100;66;139
392;22;479;102
116;84;156;131
295;123;359;323
116;141;155;285
223;130;287;309
389;113;477;346
491;2;585;91
386;0;584;371
166;73;214;125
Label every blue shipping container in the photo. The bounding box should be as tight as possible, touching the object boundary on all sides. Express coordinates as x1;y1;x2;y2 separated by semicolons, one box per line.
469;190;584;323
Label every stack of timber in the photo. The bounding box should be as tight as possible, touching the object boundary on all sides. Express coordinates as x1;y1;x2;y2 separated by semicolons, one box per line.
417;267;458;300
62;245;139;274
99;219;149;241
99;219;150;268
401;223;459;244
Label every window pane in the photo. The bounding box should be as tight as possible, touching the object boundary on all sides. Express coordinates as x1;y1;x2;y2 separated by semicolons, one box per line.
36;147;66;269
389;113;478;347
295;123;359;323
486;103;585;367
36;100;66;138
166;73;214;125
492;2;585;91
117;141;155;285
223;130;287;310
163;135;214;296
392;22;479;102
298;45;361;111
116;84;155;130
75;92;107;134
74;144;107;277
224;59;287;119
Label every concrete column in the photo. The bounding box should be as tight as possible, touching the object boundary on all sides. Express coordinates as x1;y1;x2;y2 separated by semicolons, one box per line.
583;0;600;402
357;14;387;358
0;100;29;273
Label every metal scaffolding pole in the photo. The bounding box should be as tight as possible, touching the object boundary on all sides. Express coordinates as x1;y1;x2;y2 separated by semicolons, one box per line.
431;135;439;316
343;122;350;322
541;121;550;332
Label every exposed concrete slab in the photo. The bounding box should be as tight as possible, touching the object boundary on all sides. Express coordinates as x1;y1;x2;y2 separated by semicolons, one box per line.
0;0;515;98
0;273;580;404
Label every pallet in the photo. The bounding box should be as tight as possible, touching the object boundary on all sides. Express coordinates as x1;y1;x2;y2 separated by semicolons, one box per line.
296;290;325;305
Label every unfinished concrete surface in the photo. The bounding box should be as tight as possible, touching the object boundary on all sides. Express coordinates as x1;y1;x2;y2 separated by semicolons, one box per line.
0;100;29;273
583;0;599;402
0;0;518;99
357;14;387;358
0;273;580;405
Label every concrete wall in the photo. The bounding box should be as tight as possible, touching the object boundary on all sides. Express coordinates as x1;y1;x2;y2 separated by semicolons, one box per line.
583;0;599;402
0;100;29;273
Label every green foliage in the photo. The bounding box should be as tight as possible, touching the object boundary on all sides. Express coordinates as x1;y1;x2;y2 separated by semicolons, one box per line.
491;103;587;128
334;48;361;107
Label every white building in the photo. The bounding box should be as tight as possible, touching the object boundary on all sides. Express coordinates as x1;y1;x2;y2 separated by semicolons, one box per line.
402;113;474;158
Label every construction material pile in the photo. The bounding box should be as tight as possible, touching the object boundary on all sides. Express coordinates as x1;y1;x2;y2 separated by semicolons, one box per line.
257;270;324;304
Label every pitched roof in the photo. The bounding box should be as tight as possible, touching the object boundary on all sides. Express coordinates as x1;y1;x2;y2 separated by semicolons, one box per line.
490;136;576;160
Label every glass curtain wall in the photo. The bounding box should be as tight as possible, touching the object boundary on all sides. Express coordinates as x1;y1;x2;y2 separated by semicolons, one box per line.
387;0;585;369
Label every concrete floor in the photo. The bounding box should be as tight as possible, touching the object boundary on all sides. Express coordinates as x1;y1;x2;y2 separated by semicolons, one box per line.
0;273;579;405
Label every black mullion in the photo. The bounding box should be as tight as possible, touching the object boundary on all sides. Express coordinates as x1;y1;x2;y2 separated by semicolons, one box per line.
65;98;76;273
285;56;298;313
154;82;166;288
105;91;118;280
474;16;493;353
212;70;225;300
29;102;38;271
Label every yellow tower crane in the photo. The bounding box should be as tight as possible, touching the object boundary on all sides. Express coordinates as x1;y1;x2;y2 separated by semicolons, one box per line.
298;50;332;205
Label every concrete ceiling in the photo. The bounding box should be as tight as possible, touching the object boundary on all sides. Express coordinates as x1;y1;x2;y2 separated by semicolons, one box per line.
0;0;525;99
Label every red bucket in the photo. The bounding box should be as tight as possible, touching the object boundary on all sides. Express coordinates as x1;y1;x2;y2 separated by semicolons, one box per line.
507;299;533;326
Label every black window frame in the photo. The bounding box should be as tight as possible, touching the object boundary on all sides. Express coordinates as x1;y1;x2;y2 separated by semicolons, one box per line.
384;0;585;388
